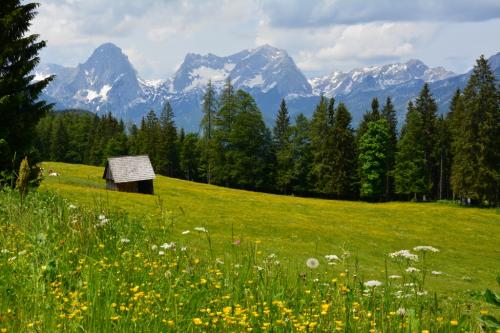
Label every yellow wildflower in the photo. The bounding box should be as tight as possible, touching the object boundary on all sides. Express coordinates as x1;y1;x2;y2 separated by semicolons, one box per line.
193;318;202;325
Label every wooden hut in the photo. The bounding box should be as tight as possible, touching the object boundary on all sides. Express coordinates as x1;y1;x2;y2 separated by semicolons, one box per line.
103;155;155;194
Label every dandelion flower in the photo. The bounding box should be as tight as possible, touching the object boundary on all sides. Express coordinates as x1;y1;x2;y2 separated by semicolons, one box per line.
406;267;420;273
413;246;439;253
193;318;202;325
450;320;458;326
306;258;319;269
364;280;382;287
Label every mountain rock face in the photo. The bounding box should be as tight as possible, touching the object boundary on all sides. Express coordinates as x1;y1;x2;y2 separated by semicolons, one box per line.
36;43;499;130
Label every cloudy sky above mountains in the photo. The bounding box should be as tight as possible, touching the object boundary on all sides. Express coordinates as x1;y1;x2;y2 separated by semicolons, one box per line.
31;0;500;79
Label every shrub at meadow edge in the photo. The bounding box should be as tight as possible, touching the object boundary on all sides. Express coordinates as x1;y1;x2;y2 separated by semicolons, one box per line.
1;189;497;332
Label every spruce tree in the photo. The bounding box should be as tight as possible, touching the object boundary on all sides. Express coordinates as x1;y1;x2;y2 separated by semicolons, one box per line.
225;90;272;190
395;102;427;200
273;99;293;193
158;102;178;177
309;96;331;194
0;1;53;181
180;133;200;181
451;56;499;205
200;81;218;183
358;119;390;200
381;96;397;198
331;102;358;198
415;83;439;199
290;114;312;195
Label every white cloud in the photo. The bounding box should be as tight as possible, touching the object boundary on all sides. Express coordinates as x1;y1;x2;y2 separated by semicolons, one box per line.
30;1;499;78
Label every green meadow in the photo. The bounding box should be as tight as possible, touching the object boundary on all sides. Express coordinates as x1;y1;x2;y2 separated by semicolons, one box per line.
40;162;499;293
1;161;499;332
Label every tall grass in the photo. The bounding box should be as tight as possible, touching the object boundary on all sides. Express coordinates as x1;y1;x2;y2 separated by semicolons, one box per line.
0;189;495;332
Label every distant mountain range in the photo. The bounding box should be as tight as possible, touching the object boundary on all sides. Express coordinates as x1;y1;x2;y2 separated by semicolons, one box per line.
35;43;500;131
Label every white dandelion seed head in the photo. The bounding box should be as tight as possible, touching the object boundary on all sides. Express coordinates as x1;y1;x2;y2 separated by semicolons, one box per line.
306;258;320;269
325;254;340;262
389;250;419;261
406;267;420;273
413;246;439;253
364;280;382;288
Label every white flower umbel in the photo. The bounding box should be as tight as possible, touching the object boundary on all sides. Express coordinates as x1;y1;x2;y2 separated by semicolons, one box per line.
160;242;176;250
306;258;319;269
364;280;382;288
389;275;402;279
396;307;406;316
158;251;165;256
194;227;208;233
431;271;443;275
181;230;190;235
406;267;420;273
68;204;77;209
413;246;439;253
325;254;340;262
120;238;131;243
389;249;418;261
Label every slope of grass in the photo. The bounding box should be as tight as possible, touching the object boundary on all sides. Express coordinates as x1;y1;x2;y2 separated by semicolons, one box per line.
39;162;500;294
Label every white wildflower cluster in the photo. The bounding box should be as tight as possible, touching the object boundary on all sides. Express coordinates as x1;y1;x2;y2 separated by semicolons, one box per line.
215;258;224;265
95;214;109;228
431;271;443;275
68;204;77;210
160;242;176;250
364;280;382;288
324;254;340;263
396;307;406;316
389;275;402;279
264;253;280;266
181;230;190;235
406;267;420;273
389;249;418;261
120;238;131;244
413;245;439;253
194;227;208;233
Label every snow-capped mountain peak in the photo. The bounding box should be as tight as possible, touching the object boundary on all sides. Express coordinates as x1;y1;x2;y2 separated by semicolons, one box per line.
310;59;456;97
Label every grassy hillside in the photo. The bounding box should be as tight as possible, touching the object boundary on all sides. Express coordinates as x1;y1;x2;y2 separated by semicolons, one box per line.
40;162;500;293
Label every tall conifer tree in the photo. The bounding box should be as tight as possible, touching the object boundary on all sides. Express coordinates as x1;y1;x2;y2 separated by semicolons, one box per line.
0;0;53;182
273;99;293;193
451;56;499;205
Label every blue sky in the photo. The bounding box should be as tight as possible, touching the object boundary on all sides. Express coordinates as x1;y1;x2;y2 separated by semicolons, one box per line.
30;0;500;79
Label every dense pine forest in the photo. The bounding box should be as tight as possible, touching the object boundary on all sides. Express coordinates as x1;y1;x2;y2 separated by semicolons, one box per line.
35;56;499;205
